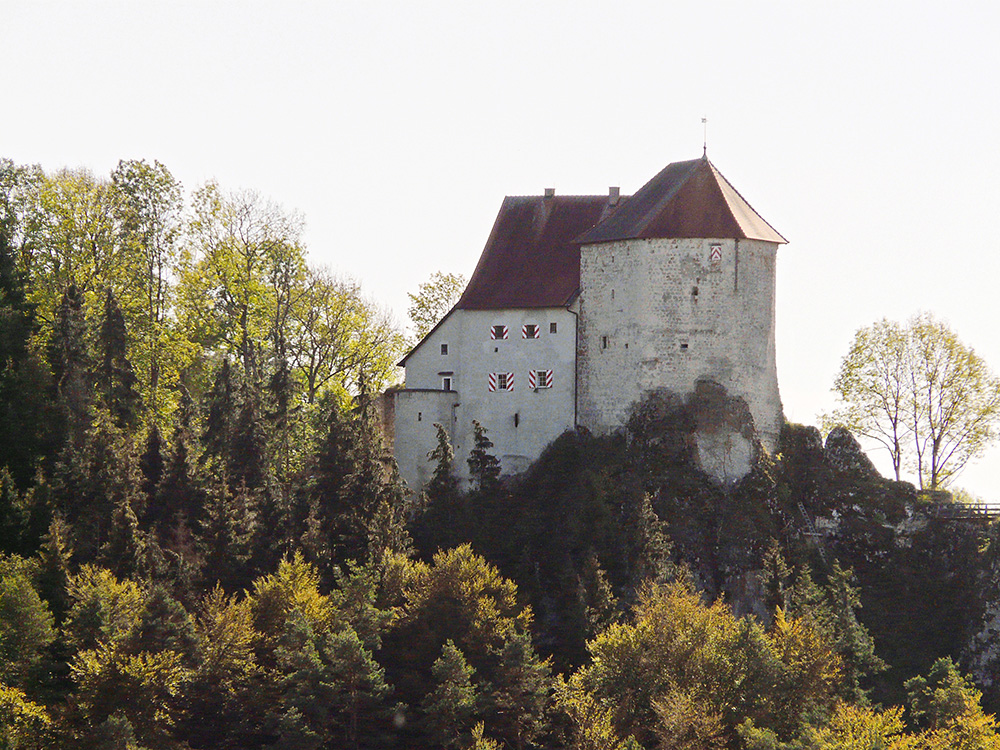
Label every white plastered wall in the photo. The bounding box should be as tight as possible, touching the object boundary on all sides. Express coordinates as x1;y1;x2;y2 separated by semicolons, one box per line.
394;306;578;492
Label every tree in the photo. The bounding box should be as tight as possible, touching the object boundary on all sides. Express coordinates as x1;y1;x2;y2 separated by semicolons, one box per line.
467;420;501;495
96;289;143;432
180;182;306;382
825;318;910;482
288;266;403;402
420;640;478;748
407;271;465;341
0;555;56;689
827;314;1000;490
110;159;185;418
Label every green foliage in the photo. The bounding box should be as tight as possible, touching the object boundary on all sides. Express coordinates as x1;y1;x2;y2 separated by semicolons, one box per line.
467;420;501;495
0;555;55;689
570;579;843;747
420;640;478;748
406;271;465;342
826;314;1000;489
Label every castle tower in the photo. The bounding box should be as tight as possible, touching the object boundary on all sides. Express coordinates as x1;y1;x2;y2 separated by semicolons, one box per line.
575;156;786;479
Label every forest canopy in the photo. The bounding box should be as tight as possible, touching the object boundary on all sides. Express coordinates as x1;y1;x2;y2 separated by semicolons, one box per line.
2;157;1000;750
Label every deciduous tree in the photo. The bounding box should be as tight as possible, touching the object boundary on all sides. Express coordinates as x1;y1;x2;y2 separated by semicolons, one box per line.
827;314;1000;489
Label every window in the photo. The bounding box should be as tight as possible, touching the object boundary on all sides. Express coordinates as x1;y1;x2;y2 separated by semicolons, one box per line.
490;325;508;340
440;343;449;355
529;369;553;389
601;335;608;349
522;323;539;339
442;377;452;391
489;372;514;392
550;322;558;334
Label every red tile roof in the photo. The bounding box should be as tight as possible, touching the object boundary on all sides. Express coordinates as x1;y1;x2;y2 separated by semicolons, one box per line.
455;194;623;310
400;157;784;365
577;157;787;245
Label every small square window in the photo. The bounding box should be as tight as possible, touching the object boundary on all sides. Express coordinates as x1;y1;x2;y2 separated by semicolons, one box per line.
532;369;552;389
440;343;448;355
490;325;508;340
523;324;539;339
550;322;557;334
496;373;509;390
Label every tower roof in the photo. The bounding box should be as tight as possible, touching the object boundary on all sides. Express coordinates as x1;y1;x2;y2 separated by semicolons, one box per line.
576;157;787;245
455;194;623;310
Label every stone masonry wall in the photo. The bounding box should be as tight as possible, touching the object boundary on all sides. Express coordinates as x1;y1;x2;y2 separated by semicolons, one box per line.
576;237;782;452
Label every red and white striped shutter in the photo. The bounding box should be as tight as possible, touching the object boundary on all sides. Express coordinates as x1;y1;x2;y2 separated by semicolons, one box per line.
490;325;509;340
488;373;497;392
528;370;537;389
522;324;539;339
505;372;514;391
543;369;553;388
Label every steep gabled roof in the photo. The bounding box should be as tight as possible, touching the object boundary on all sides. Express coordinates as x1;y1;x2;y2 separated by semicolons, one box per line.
455;194;623;310
576;156;787;245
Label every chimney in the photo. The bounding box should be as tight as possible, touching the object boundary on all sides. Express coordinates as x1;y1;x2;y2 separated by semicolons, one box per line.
544;187;555;198
609;186;620;205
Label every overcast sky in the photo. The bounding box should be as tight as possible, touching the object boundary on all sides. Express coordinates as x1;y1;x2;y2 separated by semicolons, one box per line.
4;1;1000;496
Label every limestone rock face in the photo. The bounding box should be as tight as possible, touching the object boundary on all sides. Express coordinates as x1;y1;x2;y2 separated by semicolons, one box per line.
824;426;879;478
688;379;759;485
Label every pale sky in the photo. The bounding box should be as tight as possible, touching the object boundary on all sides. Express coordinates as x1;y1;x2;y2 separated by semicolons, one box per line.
4;1;1000;497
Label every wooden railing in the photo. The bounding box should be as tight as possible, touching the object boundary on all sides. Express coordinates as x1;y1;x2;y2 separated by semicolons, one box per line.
929;502;1000;520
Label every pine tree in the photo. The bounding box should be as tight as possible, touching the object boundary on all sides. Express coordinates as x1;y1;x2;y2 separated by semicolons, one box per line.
96;289;142;431
36;515;74;623
99;494;146;580
154;388;203;536
48;283;93;453
467;420;501;495
199;479;259;592
138;424;164;511
330;389;409;568
420;639;478;748
201;359;237;472
0;227;52;488
229;379;267;491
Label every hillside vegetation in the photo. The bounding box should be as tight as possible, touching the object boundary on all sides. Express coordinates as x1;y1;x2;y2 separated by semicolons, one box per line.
2;158;999;749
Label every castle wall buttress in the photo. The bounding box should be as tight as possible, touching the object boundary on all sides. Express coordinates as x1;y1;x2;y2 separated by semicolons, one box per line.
576;237;782;453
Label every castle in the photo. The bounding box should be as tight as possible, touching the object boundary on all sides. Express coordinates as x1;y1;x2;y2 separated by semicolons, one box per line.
389;155;786;491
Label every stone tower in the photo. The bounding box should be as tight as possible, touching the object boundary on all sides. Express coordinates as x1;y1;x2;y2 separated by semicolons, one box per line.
575;156;786;481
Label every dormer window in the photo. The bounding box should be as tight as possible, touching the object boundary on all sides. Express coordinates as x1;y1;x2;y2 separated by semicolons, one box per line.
522;324;539;339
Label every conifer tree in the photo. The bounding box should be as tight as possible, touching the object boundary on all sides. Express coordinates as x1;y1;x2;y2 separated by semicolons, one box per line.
52;411;132;562
99;494;146;580
96;289;142;431
0;227;52;488
154;388;202;537
331;388;408;567
199;479;259;592
420;639;479;748
138;423;164;512
229;379;267;491
201;359;237;472
48;283;93;452
467;420;501;495
36;515;74;623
